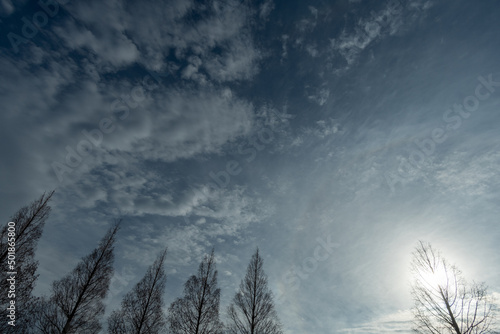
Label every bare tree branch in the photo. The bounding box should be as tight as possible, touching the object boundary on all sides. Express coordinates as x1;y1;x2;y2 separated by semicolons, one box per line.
168;249;224;334
108;248;168;334
411;241;494;334
0;190;54;333
35;220;120;334
227;248;283;334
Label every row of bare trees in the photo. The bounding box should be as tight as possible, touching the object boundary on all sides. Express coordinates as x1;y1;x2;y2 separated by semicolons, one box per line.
0;192;283;334
0;192;497;333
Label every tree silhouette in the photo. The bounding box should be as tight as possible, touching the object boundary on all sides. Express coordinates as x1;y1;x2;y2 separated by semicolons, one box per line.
227;248;283;334
168;249;224;334
411;241;494;334
0;190;54;333
35;221;120;334
108;248;168;334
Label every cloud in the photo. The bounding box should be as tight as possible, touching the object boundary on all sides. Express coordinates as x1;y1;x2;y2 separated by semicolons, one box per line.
106;183;276;274
287;118;342;150
259;0;274;19
329;0;431;70
53;0;264;83
308;6;318;19
307;87;329;105
0;0;14;16
0;0;275;267
432;150;500;196
130;86;254;161
54;20;140;69
0;46;258;200
205;36;262;82
339;309;413;333
54;0;193;71
280;34;289;60
305;44;319;58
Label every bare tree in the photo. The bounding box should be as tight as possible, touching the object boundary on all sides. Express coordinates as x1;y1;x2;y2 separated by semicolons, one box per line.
227;248;283;334
168;249;224;334
35;221;120;334
411;241;495;334
0;190;54;333
108;248;168;334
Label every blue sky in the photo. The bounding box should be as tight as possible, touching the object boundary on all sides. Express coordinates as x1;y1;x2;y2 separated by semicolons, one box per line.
1;0;500;333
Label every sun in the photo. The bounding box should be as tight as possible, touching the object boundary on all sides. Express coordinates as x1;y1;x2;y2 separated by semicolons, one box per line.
418;263;450;291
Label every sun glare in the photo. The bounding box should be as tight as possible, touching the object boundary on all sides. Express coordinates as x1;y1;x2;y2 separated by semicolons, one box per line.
419;263;449;291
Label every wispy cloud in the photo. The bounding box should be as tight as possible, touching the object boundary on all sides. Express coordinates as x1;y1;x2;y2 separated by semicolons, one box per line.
339;309;413;333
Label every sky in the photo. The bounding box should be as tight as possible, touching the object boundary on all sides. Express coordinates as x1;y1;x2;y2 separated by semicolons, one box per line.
1;0;500;333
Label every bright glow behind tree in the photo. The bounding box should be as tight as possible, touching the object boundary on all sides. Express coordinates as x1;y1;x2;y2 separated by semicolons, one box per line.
410;241;494;334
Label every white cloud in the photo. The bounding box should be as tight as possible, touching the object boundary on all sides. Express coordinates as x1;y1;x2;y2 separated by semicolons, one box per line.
259;0;274;19
433;150;500;196
305;44;319;57
130;86;254;162
281;34;289;60
205;37;262;82
308;6;318;18
108;183;275;270
339;309;413;333
329;0;430;69
54;19;140;69
307;87;329;105
52;0;264;82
